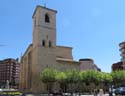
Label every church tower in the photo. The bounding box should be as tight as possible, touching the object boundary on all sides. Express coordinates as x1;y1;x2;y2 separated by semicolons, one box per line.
32;5;57;48
31;5;57;92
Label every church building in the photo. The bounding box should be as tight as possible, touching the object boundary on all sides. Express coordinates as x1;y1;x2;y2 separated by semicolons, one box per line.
19;5;100;93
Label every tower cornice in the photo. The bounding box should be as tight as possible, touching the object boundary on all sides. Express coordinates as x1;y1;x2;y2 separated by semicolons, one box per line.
32;5;57;18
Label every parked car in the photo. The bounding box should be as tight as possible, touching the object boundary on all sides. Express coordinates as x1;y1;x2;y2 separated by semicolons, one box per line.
114;87;125;95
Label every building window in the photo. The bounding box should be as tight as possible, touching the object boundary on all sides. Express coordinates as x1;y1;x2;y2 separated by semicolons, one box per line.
42;40;45;46
45;14;50;23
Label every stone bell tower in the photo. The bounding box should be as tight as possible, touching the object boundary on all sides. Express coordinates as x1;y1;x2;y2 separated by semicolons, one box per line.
31;5;57;92
32;5;57;47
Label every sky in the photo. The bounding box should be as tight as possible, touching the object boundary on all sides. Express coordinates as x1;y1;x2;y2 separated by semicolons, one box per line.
1;0;125;72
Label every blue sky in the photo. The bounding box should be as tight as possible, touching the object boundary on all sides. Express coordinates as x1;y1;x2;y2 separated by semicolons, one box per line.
1;0;125;72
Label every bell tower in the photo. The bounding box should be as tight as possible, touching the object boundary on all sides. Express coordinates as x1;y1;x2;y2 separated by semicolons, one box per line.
32;5;57;47
31;5;57;92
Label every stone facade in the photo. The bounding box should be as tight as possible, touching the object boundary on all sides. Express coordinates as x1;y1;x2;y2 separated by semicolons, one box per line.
112;61;123;71
80;58;101;71
19;5;100;93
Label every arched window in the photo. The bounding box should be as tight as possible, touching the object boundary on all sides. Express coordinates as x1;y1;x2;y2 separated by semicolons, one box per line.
45;14;50;23
49;40;52;47
42;40;45;46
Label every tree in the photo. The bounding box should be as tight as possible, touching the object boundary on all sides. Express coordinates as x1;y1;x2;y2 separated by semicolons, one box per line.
40;68;116;95
98;72;112;92
65;70;80;94
56;71;67;93
40;68;57;95
111;70;125;87
79;71;88;94
82;70;100;94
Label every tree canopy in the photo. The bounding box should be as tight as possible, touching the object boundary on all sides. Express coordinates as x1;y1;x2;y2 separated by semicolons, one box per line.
40;68;125;94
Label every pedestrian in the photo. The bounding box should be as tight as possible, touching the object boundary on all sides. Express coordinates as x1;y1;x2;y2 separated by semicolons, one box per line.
98;89;104;96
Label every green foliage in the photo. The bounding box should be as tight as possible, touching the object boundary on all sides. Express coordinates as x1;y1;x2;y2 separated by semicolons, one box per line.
111;70;125;86
40;68;125;93
40;68;58;94
100;72;112;83
80;70;100;85
56;71;68;93
56;71;67;83
65;70;80;84
40;68;58;83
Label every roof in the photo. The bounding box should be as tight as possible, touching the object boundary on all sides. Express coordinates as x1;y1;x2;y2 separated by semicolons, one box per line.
56;45;73;49
79;58;94;62
22;44;33;58
32;5;57;18
56;57;79;63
